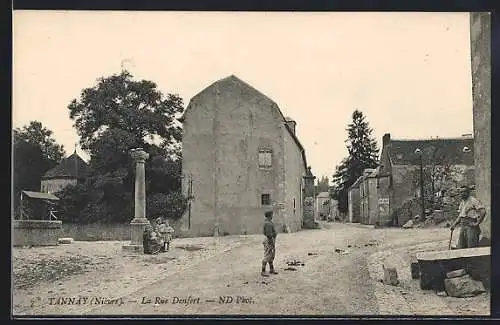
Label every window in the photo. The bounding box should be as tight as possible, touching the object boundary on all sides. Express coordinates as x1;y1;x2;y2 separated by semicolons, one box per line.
261;194;271;206
258;149;272;168
293;198;296;209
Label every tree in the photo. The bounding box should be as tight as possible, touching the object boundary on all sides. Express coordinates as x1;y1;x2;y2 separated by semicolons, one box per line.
331;110;379;213
13;121;66;213
315;176;330;195
63;70;187;223
411;145;465;211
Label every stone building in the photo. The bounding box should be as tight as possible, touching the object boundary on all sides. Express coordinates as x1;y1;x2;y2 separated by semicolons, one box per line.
470;12;491;242
359;168;379;225
315;191;330;220
179;75;309;236
377;133;475;226
40;151;91;194
348;176;362;223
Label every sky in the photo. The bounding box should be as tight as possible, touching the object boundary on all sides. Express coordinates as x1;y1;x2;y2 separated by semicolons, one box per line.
13;11;474;182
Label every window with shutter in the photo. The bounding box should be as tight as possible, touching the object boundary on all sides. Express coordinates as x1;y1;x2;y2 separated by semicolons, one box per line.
258;149;272;168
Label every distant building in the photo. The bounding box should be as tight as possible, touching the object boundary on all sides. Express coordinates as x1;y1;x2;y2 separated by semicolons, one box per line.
315;191;330;220
348;176;363;223
470;12;491;242
180;75;309;236
377;133;475;226
40;151;91;194
359;168;378;225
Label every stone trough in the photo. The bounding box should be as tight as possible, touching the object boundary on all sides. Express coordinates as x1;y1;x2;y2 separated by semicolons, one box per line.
416;246;490;291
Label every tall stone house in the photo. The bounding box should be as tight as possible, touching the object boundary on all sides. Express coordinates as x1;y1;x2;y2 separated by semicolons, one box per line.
40;151;91;194
376;133;475;226
470;12;491;242
179;75;309;236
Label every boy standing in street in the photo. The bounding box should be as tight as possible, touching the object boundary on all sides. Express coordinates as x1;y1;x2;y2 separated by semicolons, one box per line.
261;211;278;277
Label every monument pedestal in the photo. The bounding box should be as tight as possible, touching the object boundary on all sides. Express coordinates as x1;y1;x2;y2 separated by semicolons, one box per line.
122;218;150;252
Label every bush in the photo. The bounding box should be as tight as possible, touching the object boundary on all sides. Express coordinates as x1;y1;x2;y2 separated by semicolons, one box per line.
146;191;188;221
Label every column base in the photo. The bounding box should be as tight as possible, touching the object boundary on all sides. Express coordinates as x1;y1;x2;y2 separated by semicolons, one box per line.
125;218;150;250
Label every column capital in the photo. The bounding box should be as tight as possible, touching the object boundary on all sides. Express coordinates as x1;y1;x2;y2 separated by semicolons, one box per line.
130;148;149;162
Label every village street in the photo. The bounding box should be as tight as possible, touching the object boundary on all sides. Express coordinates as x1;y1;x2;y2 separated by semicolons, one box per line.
13;223;489;316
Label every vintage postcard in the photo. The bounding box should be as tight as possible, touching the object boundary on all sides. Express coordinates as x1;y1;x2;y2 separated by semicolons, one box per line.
11;11;491;317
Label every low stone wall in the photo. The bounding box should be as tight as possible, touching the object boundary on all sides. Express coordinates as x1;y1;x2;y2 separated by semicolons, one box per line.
12;220;62;246
61;223;131;241
60;221;191;241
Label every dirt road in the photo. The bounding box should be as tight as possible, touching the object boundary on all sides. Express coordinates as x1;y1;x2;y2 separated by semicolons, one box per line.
13;223;488;316
87;223;380;315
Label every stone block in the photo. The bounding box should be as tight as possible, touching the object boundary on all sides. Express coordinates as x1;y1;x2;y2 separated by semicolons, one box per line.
383;265;399;286
402;219;414;229
410;256;420;279
417;247;490;291
444;274;486;297
446;269;467;278
58;237;74;244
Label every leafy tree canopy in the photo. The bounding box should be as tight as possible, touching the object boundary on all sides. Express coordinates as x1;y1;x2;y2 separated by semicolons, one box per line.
59;70;186;224
13;121;65;212
315;176;330;195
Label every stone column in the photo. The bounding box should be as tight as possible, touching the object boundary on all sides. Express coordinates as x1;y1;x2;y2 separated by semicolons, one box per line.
123;148;150;252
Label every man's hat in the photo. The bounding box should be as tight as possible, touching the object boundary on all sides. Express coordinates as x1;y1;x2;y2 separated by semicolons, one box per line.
155;217;163;224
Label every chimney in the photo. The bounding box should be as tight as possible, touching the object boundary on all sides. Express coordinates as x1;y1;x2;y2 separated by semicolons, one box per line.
285;117;296;135
382;133;391;146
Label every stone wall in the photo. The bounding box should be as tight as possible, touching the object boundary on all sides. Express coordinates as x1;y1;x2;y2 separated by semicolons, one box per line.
391;165;419;226
61;222;131;241
390;164;474;226
377;176;392;226
470;12;491;241
360;177;379;225
348;187;360;223
283;126;306;232
13;220;62;246
368;178;379;225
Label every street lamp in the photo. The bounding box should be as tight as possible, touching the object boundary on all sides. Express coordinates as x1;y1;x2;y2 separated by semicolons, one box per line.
414;148;425;218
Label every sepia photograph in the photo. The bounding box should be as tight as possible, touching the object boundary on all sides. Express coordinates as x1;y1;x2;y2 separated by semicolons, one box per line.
11;11;491;317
